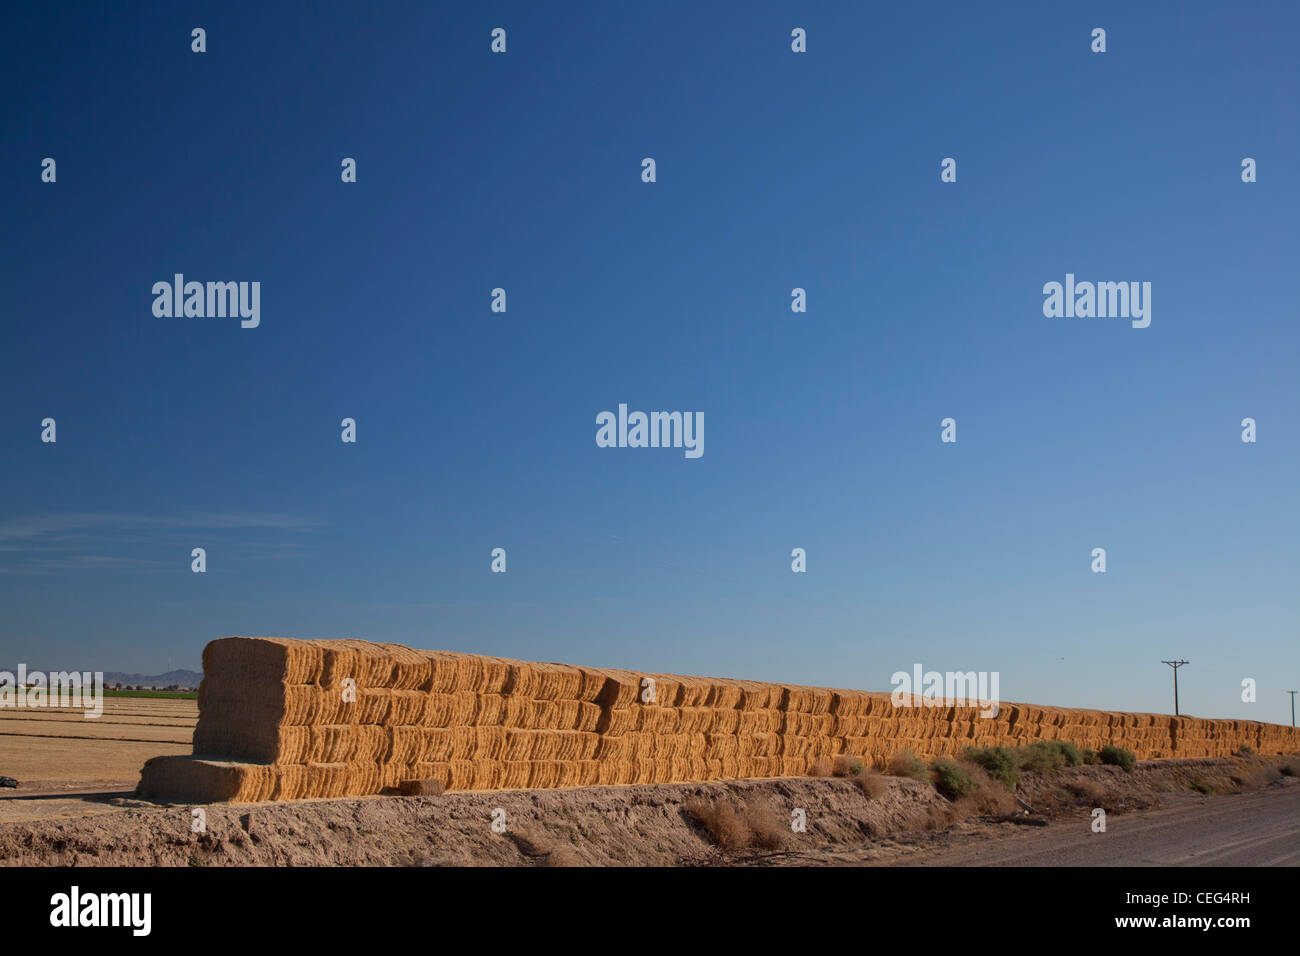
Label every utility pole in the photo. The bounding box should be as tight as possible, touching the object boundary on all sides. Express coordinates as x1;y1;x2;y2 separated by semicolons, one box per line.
1288;690;1297;727
1161;660;1189;715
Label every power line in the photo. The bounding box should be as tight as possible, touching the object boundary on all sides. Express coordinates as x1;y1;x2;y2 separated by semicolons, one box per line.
1161;660;1189;716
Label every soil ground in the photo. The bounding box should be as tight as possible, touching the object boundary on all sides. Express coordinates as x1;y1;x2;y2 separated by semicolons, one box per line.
0;745;1295;866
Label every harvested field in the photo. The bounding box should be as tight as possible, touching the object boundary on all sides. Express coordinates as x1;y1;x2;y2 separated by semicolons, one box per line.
137;637;1300;803
0;698;196;790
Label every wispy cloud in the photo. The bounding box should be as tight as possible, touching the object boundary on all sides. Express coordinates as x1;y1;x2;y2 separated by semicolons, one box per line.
0;512;322;574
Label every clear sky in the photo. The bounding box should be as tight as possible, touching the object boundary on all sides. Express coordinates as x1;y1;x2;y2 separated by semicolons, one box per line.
2;2;1296;724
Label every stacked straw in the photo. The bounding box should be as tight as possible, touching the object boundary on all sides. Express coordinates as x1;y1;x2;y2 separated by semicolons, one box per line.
137;637;1300;802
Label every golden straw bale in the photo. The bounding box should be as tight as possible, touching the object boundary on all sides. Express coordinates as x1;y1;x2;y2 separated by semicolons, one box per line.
283;684;333;723
550;699;589;731
500;761;532;788
634;706;680;734
304;763;350;799
630;758;656;785
573;667;610;702
354;724;387;761
596;708;634;736
379;762;410;790
272;764;307;801
193;720;312;764
705;734;740;760
829;689;870;716
525;699;558;728
444;654;487;694
310;725;359;764
376;643;433;690
643;675;682;708
593;669;642;709
472;760;506;790
412;762;452;790
557;731;598;761
446;759;477;791
421;651;463;694
833;714;868;736
500;659;538;697
137;755;276;804
669;675;713;708
672;707;708;734
474;726;508;760
317;641;361;688
739;682;782;710
345;760;382;796
386;725;427;764
202;636;324;686
423;728;454;762
594;736;630;761
529;661;584;700
710;709;740;734
473;694;505;726
343;640;395;687
423;692;478;728
504;729;534;762
781;755;810;777
357;687;392;725
571;702;602;733
529;761;567;789
530;730;562;761
477;657;511;695
597;760;629;786
388;690;427;725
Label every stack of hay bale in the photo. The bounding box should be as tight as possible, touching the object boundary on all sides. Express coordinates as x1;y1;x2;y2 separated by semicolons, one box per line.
137;637;1300;803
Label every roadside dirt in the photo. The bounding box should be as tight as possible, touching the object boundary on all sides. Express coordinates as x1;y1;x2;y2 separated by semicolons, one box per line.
0;754;1294;866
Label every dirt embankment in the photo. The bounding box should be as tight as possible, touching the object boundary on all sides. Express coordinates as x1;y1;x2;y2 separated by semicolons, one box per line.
1;754;1294;866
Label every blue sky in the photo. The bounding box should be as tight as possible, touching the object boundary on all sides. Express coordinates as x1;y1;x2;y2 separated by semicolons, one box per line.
2;2;1297;724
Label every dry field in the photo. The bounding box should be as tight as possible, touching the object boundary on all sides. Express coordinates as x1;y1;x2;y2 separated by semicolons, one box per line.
0;697;196;797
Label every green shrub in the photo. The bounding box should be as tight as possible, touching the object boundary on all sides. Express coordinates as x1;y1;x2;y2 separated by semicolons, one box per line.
833;755;865;778
964;746;1020;789
1099;744;1136;772
887;749;929;781
1278;761;1298;778
1017;741;1084;772
1055;741;1085;767
1082;748;1101;765
930;758;976;800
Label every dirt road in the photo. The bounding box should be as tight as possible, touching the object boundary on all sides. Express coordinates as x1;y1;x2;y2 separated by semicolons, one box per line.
885;786;1300;866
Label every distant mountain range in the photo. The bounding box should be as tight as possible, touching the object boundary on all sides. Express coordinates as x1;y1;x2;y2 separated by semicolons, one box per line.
103;669;202;689
2;667;202;689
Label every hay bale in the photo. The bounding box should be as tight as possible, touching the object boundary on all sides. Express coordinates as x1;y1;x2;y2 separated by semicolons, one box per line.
399;778;445;796
310;724;358;764
202;637;324;686
137;755;276;803
423;692;477;728
386;725;427;764
529;662;584;700
377;643;433;690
